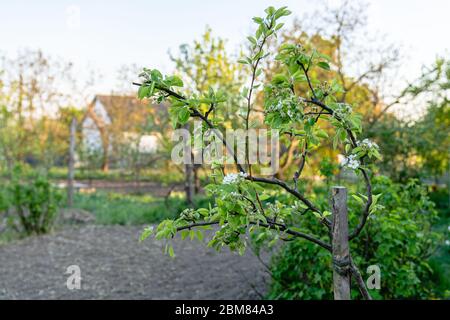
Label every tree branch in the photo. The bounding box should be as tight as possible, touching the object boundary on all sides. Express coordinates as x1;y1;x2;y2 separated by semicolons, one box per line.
303;99;373;240
349;169;372;240
249;176;332;229
133;81;245;173
299;62;317;100
350;257;372;300
176;220;331;251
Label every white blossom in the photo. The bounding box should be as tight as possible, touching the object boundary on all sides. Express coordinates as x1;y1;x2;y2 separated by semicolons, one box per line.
333;103;352;119
342;154;360;170
228;191;242;200
358;138;379;150
267;99;302;122
268;101;283;112
222;172;248;185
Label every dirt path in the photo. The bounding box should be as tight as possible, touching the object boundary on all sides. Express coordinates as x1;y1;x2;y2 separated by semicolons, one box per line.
0;225;269;300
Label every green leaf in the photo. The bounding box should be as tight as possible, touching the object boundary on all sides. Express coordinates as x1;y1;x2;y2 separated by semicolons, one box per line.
352;194;364;205
312;211;322;219
256;25;263;39
149;81;155;96
166;75;184;87
181;230;189;240
274;7;291;19
150;69;163;81
272;74;289;85
168;245;175;258
316;129;329;139
178;107;190;124
247;36;257;45
197;208;209;216
372;193;382;206
274;23;284;31
332;134;339;149
264;6;275;15
139;226;154;242
138;85;150;99
345;144;351;154
317;61;331;71
259;194;271;201
252;17;263;24
319;53;332;61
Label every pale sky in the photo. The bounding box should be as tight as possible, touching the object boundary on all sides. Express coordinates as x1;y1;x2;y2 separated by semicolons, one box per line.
0;0;449;95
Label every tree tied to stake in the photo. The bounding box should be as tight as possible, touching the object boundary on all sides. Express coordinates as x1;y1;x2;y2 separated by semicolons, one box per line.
135;6;383;299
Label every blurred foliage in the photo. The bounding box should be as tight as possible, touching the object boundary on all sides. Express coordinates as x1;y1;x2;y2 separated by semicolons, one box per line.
0;50;78;172
169;27;246;124
0;165;62;235
370;59;450;182
0;165;186;185
265;176;446;299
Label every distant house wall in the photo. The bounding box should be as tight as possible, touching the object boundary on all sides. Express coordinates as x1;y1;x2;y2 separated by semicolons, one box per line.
138;135;158;153
82;116;103;152
123;132;158;154
93;100;111;125
81;96;159;160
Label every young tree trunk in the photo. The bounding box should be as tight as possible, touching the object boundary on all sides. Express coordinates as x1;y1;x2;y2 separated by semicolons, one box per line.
99;128;110;172
194;164;201;194
183;123;194;205
331;186;351;300
185;163;194;205
67;117;77;207
101;150;109;172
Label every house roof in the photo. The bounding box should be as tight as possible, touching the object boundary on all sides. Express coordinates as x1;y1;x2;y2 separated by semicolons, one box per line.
83;94;168;132
95;95;145;121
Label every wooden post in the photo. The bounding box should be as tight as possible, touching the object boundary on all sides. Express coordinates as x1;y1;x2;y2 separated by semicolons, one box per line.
184;123;194;205
185;162;194;205
67;117;77;207
331;186;351;300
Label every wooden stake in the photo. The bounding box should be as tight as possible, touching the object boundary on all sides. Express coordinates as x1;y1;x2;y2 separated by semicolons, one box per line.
331;186;351;300
67;117;76;207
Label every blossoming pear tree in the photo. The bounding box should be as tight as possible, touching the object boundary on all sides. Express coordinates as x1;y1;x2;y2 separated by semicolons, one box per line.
136;6;382;299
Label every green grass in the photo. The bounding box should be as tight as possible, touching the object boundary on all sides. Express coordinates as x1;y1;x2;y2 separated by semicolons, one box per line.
0;165;186;184
71;191;210;225
49;167;186;184
0;229;25;245
429;205;450;298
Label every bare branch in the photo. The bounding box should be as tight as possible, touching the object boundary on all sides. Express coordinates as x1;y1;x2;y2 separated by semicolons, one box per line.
349;169;372;240
350;257;372;300
249;175;332;229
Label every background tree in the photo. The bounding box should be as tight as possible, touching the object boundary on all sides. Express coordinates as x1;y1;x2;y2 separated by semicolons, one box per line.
0;50;77;173
168;28;247;199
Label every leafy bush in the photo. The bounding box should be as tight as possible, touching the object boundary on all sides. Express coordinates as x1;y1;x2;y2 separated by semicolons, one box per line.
267;176;444;299
428;187;450;216
7;175;62;235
